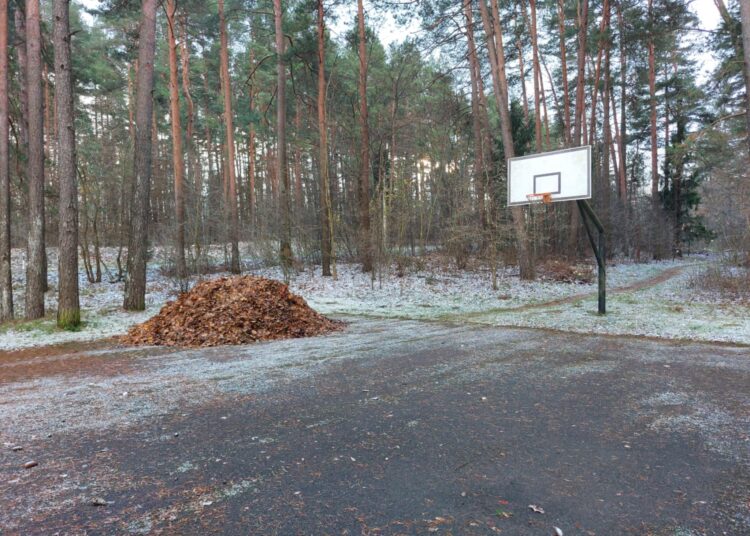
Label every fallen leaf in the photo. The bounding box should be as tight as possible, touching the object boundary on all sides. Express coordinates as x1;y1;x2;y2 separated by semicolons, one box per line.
529;504;545;514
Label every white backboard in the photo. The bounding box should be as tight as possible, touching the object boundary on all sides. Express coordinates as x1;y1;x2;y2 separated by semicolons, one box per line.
507;145;591;206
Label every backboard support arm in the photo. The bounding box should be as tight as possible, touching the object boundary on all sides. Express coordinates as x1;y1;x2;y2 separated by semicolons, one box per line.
576;200;606;315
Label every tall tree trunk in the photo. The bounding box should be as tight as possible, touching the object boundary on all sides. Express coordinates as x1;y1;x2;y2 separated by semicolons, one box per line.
317;0;333;277
513;8;529;122
25;0;45;320
166;0;187;281
489;0;507;110
616;1;627;203
573;0;588;145
602;19;612;210
43;61;50;164
127;62;136;146
14;6;28;155
528;0;543;151
480;0;535;280
247;42;256;228
588;0;610;144
558;0;571;145
274;0;293;269
0;0;12;321
738;0;750;153
218;0;241;273
54;0;79;328
648;0;658;204
294;96;303;215
357;0;372;272
124;0;158;311
201;69;215;241
464;0;486;230
568;0;589;256
179;13;200;259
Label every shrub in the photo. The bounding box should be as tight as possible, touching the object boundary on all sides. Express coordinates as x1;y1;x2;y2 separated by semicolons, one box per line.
688;263;750;302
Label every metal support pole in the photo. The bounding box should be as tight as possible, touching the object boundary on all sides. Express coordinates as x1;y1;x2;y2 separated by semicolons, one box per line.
577;200;606;315
597;228;606;315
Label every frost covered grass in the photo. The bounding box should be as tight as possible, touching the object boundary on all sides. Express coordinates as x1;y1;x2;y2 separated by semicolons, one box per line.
471;263;750;345
2;248;172;350
1;245;747;350
264;256;688;318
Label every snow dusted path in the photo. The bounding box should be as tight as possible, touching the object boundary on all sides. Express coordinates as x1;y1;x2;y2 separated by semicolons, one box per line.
466;263;691;315
1;319;749;534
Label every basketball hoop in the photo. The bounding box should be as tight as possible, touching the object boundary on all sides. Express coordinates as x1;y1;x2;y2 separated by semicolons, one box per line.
526;192;553;204
507;145;591;206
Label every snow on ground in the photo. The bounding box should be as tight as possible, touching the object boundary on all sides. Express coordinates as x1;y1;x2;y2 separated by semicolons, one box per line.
0;245;748;350
472;264;750;345
272;258;686;318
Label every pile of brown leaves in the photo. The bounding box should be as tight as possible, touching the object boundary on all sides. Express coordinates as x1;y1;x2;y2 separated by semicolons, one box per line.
122;276;343;347
539;259;595;284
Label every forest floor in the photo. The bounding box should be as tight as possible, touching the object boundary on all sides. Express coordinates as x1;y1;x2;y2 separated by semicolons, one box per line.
1;245;748;350
1;319;749;534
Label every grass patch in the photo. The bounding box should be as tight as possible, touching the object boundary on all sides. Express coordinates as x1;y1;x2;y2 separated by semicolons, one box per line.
0;316;89;335
4;318;59;335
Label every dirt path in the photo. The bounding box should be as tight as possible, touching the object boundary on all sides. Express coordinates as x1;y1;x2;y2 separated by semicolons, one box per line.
467;263;691;317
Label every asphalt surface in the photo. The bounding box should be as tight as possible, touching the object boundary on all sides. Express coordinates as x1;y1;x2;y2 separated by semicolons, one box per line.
1;318;749;535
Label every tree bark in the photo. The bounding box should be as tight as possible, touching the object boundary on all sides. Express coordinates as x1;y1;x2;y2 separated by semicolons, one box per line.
568;0;589;256
558;0;571;145
357;0;372;272
247;41;256;227
514;9;529;122
616;1;627;203
588;0;610;145
124;0;158;311
274;0;293;269
648;0;658;203
602;14;612;209
0;0;12;321
293;96;303;216
179;14;200;259
317;0;333;277
528;0;543;151
480;0;535;280
218;0;241;273
13;7;27;145
54;0;79;328
464;0;486;230
573;0;589;145
25;0;46;320
166;0;187;281
738;0;750;152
